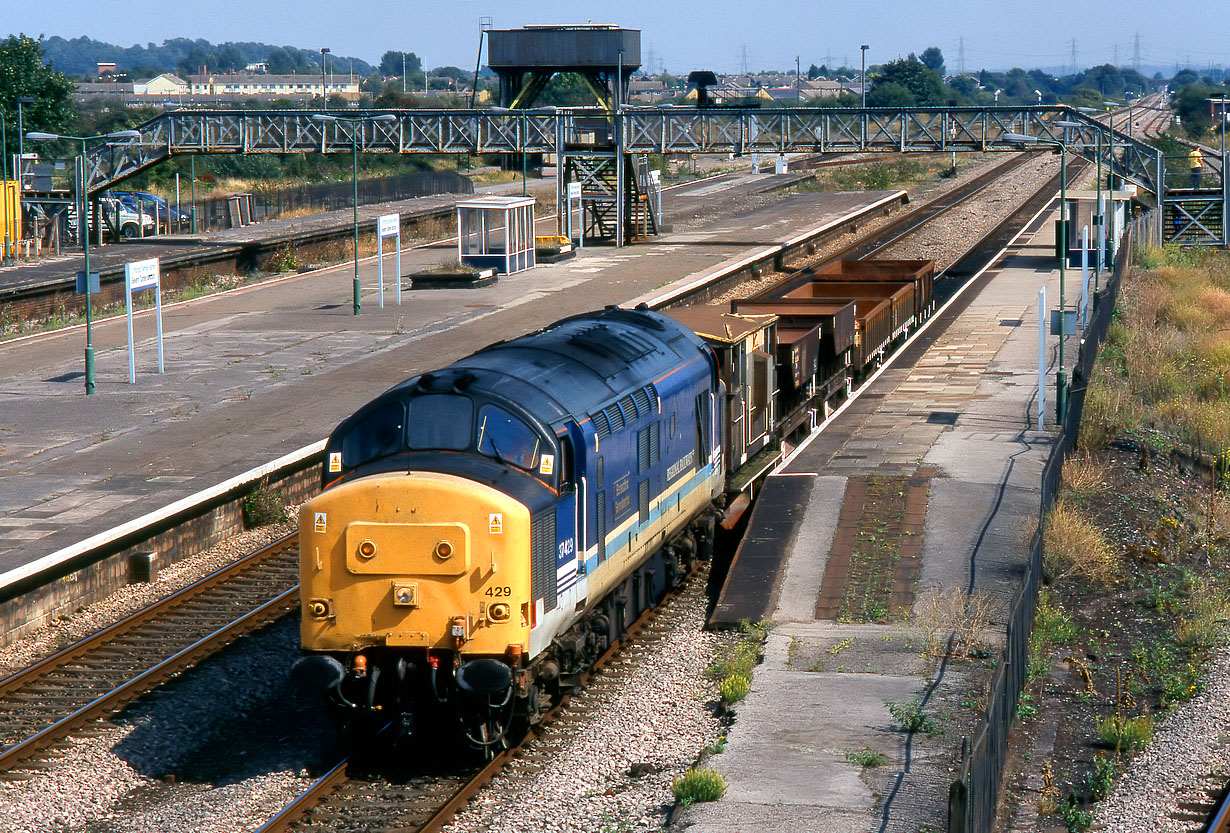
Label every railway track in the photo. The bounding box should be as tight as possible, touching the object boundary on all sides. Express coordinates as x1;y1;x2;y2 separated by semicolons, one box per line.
0;534;299;774
254;565;703;833
0;144;1089;826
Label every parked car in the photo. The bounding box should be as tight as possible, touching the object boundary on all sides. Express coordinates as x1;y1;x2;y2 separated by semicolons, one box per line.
111;191;192;230
67;196;156;240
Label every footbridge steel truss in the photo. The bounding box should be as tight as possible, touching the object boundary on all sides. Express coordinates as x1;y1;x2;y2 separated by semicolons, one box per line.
57;106;1159;194
38;104;1212;245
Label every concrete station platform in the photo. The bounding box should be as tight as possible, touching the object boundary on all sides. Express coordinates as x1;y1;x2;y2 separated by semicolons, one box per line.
686;214;1069;831
0;180;899;587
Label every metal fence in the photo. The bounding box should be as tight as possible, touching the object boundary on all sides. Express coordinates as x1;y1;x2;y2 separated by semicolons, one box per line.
946;218;1136;833
171;169;473;233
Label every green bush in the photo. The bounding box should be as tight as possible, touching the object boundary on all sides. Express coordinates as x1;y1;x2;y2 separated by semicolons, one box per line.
843;745;890;767
885;698;942;736
1095;714;1153;752
708;620;769;681
242;484;288;528
719;672;751;703
1088;754;1115;801
672;767;726;805
266;243;301;272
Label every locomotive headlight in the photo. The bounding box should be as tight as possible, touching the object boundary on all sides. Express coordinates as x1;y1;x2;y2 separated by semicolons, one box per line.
357;539;377;559
308;599;330;619
489;603;511;622
435;540;453;559
392;582;418;607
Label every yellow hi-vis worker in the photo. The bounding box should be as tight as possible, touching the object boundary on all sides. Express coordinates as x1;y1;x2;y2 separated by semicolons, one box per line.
1189;147;1204;188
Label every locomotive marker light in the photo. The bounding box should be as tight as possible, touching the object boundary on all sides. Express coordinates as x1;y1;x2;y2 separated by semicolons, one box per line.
26;129;142;395
310;113;398;315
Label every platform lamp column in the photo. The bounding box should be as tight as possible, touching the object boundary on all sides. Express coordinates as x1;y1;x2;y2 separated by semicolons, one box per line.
15;97;34;263
1005;126;1078;422
1;111;9;266
26;129;141;395
1215;94;1225;243
320;47;331;111
311;114;396;315
860;45;868;109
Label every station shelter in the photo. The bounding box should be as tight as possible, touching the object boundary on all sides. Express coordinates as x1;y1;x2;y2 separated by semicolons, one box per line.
1063;189;1132;267
456;196;537;275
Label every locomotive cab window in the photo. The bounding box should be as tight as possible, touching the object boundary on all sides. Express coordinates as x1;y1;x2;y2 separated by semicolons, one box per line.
407;394;473;451
477;405;540;470
341;401;405;467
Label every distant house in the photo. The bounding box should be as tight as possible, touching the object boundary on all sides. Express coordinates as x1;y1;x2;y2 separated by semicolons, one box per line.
801;79;845;98
134;74;189;96
628;78;669;103
188;72;360;101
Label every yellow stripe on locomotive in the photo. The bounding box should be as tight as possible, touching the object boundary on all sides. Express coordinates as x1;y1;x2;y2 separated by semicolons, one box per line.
300;471;532;657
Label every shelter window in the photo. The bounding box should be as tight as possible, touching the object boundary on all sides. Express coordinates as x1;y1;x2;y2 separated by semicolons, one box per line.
407;394;473;451
341;401;405;467
477;405;540;470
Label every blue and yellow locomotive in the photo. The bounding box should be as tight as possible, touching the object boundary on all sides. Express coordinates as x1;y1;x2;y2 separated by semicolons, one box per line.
294;306;725;752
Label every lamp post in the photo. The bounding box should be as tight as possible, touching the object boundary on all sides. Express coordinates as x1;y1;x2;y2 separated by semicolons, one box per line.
320;47;331;110
1077;106;1105;292
26;129;141;395
860;44;869;108
16;96;34;181
16;97;36;262
1005;125;1079;422
1;111;9;265
311;114;397;316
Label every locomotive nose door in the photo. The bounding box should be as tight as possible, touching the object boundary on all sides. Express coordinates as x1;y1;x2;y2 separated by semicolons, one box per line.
554;426;586;603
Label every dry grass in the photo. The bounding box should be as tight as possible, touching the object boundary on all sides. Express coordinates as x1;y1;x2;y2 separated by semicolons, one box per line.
1043;499;1119;584
1062;454;1108;494
1176;579;1230;649
905;587;995;659
278;206;326;220
1084;253;1230;456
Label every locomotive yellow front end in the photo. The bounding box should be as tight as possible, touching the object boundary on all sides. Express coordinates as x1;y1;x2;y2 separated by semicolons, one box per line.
296;470;534;745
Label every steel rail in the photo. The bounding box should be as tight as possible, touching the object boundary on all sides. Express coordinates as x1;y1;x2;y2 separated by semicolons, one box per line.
0;586;297;771
255;564;693;833
0;533;297;698
0;539;299;772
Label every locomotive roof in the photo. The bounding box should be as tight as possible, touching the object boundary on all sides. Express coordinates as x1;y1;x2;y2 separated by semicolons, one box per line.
386;306;711;427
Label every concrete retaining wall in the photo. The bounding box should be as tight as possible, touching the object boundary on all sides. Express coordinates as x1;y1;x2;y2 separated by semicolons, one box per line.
0;458;321;649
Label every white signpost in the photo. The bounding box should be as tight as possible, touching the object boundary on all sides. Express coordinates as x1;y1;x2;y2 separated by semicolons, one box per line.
566;181;583;250
376;213;401;308
124;257;164;383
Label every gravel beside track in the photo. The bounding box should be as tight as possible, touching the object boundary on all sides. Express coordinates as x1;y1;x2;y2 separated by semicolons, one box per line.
0;617;326;833
1093;647;1230;832
876;153;1060;266
442;583;727;833
0;518;298;678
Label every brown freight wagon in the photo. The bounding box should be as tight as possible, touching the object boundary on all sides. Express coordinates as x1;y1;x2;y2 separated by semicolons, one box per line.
731;298;859;405
736;294;895;377
772;259;936;325
806;259;934;316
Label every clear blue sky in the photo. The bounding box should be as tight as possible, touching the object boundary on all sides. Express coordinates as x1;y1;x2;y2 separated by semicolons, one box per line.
15;0;1230;75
